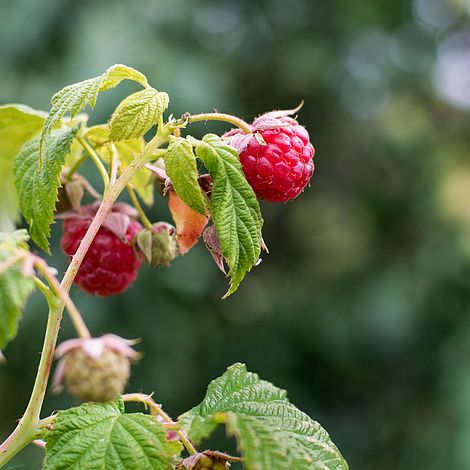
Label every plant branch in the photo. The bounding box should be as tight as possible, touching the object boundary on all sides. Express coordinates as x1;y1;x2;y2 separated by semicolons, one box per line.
0;296;62;466
122;393;197;456
185;112;252;134
33;258;91;340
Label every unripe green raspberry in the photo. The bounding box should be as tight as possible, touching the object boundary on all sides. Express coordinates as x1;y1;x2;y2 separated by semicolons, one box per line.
136;222;178;266
177;452;232;469
63;347;130;402
213;463;229;470
54;334;139;403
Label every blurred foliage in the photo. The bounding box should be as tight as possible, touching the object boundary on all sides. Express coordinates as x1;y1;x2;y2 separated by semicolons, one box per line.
1;0;470;468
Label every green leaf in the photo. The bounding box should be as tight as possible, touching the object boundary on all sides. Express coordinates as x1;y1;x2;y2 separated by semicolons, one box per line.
86;125;154;205
0;230;35;351
100;64;149;91
40;64;149;160
44;399;182;470
0;105;46;231
14;126;80;252
110;88;169;142
195;134;263;296
179;363;348;470
164;137;206;214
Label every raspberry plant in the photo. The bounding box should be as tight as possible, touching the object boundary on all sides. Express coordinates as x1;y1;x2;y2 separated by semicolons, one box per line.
0;64;347;469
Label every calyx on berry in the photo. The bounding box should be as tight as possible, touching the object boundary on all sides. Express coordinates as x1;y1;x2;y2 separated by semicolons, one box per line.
136;222;179;266
225;106;315;202
60;203;144;296
53;334;140;403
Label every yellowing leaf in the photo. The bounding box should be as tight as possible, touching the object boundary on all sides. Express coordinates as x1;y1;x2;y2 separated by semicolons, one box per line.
168;190;209;255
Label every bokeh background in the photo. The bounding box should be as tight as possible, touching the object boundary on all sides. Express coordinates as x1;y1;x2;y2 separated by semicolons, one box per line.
1;0;470;468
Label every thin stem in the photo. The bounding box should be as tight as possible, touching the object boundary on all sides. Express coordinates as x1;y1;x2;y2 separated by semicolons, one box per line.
127;185;153;229
186;112;252;134
163;422;180;430
122;393;197;456
66;154;87;180
0;298;63;466
34;259;91;340
33;277;54;305
78;137;110;189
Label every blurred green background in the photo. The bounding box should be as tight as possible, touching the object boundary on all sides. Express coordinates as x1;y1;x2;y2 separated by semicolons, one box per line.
1;0;470;468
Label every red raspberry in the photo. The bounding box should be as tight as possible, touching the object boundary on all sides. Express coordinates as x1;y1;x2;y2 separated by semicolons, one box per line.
61;204;143;296
227;111;315;202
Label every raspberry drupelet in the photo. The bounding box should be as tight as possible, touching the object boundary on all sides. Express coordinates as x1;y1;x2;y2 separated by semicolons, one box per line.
226;109;315;202
60;203;143;296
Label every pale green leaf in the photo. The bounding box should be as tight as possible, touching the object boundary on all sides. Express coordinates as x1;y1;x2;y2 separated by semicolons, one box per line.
164;137;206;214
99;64;149;91
44;400;182;470
179;363;348;470
40;64;149;159
195;134;263;296
14;126;80;252
0;105;46;231
110;88;169;142
0;230;35;350
86;125;153;205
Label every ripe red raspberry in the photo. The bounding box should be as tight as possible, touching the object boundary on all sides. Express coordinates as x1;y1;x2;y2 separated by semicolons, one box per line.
61;203;143;296
227;110;315;202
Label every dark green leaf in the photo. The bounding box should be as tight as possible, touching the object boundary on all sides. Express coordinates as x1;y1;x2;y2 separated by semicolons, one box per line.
14;126;80;252
165;137;206;214
179;363;348;470
44;400;182;470
195;134;263;296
